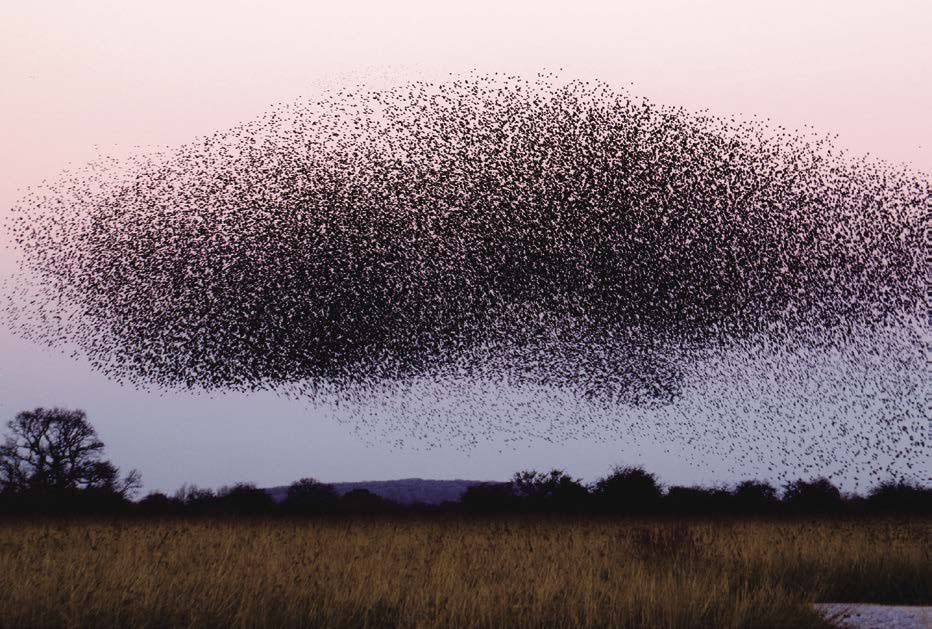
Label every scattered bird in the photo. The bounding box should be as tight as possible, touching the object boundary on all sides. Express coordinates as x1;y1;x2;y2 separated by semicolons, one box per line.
4;72;928;487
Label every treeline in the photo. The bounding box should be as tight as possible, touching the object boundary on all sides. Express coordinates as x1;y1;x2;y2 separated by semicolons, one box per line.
1;408;929;517
145;469;930;517
7;470;932;519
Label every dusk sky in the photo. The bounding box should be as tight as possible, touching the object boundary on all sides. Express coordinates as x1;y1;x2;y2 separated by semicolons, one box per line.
1;1;929;493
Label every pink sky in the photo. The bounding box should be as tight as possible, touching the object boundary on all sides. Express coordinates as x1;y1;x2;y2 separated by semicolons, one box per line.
0;1;929;491
2;2;929;196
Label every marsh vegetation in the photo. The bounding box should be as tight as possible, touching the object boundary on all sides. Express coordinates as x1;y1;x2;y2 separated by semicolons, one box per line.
0;517;928;628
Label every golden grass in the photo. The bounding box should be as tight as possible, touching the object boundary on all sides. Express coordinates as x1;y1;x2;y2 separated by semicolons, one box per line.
0;517;927;628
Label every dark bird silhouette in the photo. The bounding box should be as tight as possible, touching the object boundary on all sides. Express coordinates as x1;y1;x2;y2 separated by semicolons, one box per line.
4;73;928;486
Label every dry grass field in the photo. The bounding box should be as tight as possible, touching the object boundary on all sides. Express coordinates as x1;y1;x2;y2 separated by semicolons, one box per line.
0;517;928;628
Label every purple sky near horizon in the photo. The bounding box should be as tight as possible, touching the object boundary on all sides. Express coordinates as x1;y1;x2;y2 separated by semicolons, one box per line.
0;1;929;493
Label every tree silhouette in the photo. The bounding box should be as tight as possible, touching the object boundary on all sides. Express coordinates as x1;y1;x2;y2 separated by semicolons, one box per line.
172;484;217;515
339;489;399;514
511;469;589;512
283;478;339;514
733;480;779;514
782;478;843;514
136;491;183;516
593;466;662;514
217;483;276;515
866;481;932;514
461;482;517;513
0;408;140;505
665;486;731;515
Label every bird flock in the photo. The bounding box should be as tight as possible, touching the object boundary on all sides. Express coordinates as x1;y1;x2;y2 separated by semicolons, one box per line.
5;73;929;485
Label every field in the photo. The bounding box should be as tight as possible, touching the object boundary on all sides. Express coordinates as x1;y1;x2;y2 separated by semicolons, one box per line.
0;517;928;628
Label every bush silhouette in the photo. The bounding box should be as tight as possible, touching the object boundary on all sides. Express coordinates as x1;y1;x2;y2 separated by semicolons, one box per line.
283;478;339;515
136;492;183;516
782;478;843;514
866;481;932;514
173;485;218;515
339;489;399;514
733;481;780;514
461;482;517;513
593;466;662;514
665;486;731;515
216;483;276;515
511;469;590;512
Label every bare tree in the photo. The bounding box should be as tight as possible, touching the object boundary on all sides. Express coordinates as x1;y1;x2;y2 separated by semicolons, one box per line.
0;408;140;498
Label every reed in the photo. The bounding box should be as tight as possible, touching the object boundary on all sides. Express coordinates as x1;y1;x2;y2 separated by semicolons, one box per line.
0;517;927;628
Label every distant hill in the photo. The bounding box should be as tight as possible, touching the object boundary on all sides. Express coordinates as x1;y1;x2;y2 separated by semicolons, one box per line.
265;478;499;505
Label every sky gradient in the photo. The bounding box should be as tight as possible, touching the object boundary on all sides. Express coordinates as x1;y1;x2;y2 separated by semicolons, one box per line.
1;1;929;493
